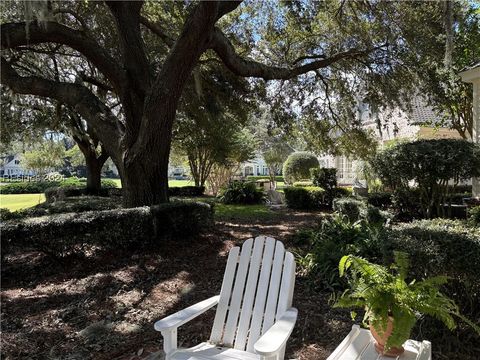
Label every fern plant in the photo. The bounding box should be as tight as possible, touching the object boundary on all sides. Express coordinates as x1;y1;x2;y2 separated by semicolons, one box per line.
335;252;480;351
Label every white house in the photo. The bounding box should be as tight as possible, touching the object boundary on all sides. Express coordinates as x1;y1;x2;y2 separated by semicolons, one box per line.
0;154;36;177
319;97;462;186
239;153;269;177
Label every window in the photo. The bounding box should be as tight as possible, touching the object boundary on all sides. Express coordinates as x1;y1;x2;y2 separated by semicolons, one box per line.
14;160;20;165
345;158;353;179
336;157;344;179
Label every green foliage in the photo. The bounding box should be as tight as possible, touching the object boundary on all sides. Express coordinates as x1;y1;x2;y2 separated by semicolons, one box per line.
168;186;205;197
1;201;214;258
22;140;66;175
333;198;365;222
219;181;265;205
367;192;393;209
283;186;325;210
335;253;479;350
0;208;22;221
293;181;314;187
370;139;480;218
333;198;390;225
1;181;57;194
468;206;480;226
282;152;319;185
246;175;284;182
335;186;353;198
295;214;384;290
1;177;117;195
311;168;337;191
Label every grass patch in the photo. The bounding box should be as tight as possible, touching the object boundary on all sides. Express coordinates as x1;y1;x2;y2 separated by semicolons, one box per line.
0;193;46;211
103;178;196;188
215;204;277;221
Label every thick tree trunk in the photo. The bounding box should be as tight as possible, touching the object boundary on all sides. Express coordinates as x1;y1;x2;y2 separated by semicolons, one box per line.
122;129;172;207
85;154;103;195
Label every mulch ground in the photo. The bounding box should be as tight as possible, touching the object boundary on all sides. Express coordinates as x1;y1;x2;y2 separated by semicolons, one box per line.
2;209;476;359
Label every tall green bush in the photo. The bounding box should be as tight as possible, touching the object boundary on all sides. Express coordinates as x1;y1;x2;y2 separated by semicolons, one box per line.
370;139;480;218
219;181;265;204
282;152;319;184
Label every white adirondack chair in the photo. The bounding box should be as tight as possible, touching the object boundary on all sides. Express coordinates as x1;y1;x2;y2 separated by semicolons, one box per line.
154;236;297;360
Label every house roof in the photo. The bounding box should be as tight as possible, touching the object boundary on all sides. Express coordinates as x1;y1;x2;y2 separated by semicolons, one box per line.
459;62;480;82
407;97;441;125
1;155;15;164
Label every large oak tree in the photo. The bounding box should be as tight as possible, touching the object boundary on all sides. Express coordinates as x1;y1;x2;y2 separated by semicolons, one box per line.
1;0;469;206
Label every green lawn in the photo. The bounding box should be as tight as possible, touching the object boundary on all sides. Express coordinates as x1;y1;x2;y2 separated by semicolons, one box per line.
105;178;195;188
0;193;46;211
214;203;277;221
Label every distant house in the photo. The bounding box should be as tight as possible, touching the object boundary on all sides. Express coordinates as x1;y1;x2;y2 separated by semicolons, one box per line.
0;154;35;177
319;97;462;186
240;153;270;177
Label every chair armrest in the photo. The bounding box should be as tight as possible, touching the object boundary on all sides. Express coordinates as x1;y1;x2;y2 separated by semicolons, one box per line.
154;295;220;332
254;307;298;357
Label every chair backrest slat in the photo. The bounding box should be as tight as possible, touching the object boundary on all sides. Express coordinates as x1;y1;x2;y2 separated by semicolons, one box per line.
276;252;296;319
221;238;254;346
260;240;286;335
210;237;295;353
210;246;240;343
246;237;276;352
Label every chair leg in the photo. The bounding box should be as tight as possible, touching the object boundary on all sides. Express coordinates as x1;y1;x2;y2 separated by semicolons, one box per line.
161;328;178;359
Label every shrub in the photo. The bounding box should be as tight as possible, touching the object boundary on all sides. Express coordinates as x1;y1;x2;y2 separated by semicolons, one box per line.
367;192;392;208
295;214;383;289
0;181;59;194
284;186;325;209
468;206;480;226
335;186;353;198
370;139;480;218
391;188;422;221
0;208;22;221
1;201;214;258
219;181;265;204
282;152;319;184
333;197;390;225
246;175;284;182
388;219;480;310
333;198;365;222
311;167;337;191
1;177;117;195
21;196;122;217
168;186;205;197
293;181;314;187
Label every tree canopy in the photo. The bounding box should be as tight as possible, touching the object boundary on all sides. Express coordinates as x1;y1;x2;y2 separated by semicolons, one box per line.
1;0;477;206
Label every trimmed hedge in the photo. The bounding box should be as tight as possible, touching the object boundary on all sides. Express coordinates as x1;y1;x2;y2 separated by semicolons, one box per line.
1;178;117;194
284;186;325;209
168;186;205;197
1;201;214;258
293;181;314;187
246;176;284;182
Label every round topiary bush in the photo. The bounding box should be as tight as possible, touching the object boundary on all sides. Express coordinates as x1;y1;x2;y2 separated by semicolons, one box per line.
282;152;319;184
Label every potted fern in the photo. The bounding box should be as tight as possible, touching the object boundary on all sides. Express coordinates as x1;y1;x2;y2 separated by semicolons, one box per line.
334;252;479;357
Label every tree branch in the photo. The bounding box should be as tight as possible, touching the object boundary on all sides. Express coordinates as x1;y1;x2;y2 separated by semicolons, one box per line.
1;57;121;156
1;21;124;91
210;27;387;80
139;16;175;48
79;72;113;92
